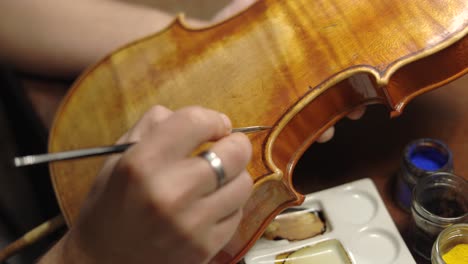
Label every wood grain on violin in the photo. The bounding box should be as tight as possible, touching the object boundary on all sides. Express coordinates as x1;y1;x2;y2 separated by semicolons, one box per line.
48;0;467;263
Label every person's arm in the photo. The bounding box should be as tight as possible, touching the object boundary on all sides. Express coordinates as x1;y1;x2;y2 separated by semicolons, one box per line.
0;1;174;79
0;0;258;79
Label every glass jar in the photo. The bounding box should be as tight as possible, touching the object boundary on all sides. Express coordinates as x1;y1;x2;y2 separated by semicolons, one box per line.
396;138;453;212
432;223;468;264
410;172;467;260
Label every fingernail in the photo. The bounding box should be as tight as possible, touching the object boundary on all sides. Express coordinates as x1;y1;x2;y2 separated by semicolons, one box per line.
220;113;232;132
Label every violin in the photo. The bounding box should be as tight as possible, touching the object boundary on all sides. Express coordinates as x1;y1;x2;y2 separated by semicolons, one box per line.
48;0;467;263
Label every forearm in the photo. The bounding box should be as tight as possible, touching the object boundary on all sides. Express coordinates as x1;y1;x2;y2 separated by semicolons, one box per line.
0;1;174;79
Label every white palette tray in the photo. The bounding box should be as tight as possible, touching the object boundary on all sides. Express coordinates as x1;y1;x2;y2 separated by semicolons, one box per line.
244;178;416;264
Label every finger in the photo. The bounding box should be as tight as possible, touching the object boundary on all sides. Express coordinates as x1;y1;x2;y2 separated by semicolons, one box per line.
199;133;252;194
138;106;232;161
113;107;233;196
347;107;366;120
316;126;335;143
206;209;243;256
117;105;173;143
156;133;252;199
199;170;253;222
173;169;251;241
94;105;173;194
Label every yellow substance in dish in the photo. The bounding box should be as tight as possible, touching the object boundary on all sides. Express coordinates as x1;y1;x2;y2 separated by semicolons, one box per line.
442;244;468;264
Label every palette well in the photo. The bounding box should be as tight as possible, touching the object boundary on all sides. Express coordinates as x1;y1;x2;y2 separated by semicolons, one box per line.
243;178;415;264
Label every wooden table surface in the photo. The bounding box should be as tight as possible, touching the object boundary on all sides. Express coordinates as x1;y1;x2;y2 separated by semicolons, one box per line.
293;74;468;264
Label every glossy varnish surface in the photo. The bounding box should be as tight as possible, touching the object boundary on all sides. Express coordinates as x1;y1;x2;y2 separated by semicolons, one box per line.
48;0;467;263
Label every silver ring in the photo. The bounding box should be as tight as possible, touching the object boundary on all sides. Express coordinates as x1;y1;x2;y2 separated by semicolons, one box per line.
198;150;226;189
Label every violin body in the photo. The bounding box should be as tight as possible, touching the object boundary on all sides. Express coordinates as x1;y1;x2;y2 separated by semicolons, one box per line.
49;0;467;263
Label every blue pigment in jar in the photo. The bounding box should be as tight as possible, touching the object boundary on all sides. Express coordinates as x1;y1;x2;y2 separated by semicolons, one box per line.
395;138;453;212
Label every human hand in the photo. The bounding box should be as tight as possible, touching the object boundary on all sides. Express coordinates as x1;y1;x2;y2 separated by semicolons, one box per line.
54;105;254;264
316;107;366;143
